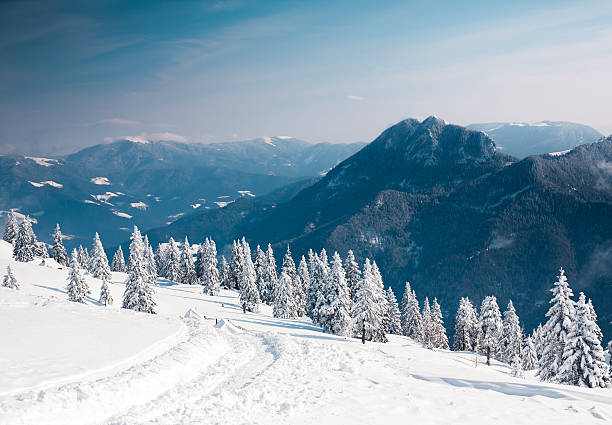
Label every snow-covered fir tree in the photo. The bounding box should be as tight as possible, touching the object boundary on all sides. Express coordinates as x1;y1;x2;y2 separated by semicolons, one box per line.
282;246;305;316
13;216;36;262
219;255;230;289
306;250;322;321
345;249;361;302
3;211;19;244
511;353;524;378
99;278;113;306
430;298;449;349
165;237;182;283
537;268;576;382
400;282;423;341
154;244;166;276
297;256;310;317
522;336;538;371
559;292;610;388
111;246;127;272
351;258;387;343
77;245;89;270
239;239;260;312
199;238;220;295
179;237;197;285
260;244;277;304
421;297;433;347
144;241;157;286
479;295;502;365
586;298;603;343
253;245;267;296
67;250;90;303
89;232;111;281
500;300;522;363
533;324;545;359
385;287;402;335
228;240;244;290
273;270;297;319
2;265;19;289
37;242;49;259
122;226;156;314
453;297;479;351
318;252;352;336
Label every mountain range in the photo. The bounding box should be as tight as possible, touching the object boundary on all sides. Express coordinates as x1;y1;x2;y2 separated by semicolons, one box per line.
144;117;612;341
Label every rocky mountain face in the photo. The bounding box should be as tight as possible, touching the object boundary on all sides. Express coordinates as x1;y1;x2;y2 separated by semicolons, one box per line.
467;121;603;158
146;119;612;340
0;137;363;248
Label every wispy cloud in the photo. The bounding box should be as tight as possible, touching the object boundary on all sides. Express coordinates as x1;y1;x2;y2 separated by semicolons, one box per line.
104;132;187;144
98;118;140;126
346;95;364;101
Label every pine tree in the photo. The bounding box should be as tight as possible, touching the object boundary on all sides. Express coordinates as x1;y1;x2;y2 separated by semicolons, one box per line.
99;278;113;306
179;237;197;285
111;246;127;272
351;259;387;343
282;246;305;316
537;268;576;382
229;240;244;290
533;324;545;358
273;270;297;319
13;216;36;262
345;250;361;302
122;226;156;314
67;250;90;303
253;245;267;296
77;245;89;270
400;282;423;341
479;295;502;365
260;244;277;304
154;243;167;276
559;292;610;388
453;297;478;351
385;287;402;335
89;232;112;281
421;297;433;348
430;298;449;349
522;336;538;371
38;242;49;259
144;242;157;286
3;211;19;244
165;237;182;283
199;238;220;295
2;265;19;289
297;256;310;317
318;252;352;335
511;353;524;378
500;300;522;363
306;250;322;322
219;256;230;289
239;239;260;312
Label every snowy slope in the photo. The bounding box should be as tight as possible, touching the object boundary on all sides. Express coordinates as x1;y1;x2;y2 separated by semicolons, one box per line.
0;240;611;424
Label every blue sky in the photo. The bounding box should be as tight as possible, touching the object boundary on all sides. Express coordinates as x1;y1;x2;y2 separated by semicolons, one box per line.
1;0;611;154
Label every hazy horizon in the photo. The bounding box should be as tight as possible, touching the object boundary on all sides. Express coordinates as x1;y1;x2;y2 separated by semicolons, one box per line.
2;0;612;155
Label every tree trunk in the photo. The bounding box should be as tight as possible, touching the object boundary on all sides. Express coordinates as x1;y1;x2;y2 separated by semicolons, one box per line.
243;303;246;314
486;346;491;366
361;318;366;344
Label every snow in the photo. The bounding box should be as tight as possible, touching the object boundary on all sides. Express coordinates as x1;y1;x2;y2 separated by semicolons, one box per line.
238;190;256;197
191;203;201;209
125;136;150;144
24;157;60;167
1;240;611;424
28;181;63;188
112;211;132;219
214;201;231;208
130;202;148;210
262;137;276;147
548;149;571;157
92;192;121;202
276;136;294;139
83;200;99;205
167;212;184;220
90;177;111;185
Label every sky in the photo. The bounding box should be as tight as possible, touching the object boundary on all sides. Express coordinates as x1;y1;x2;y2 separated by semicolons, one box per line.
1;0;612;155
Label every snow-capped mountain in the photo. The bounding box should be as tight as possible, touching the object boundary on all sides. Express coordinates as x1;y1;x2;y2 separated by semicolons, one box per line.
144;118;612;341
467;121;602;158
0;137;364;248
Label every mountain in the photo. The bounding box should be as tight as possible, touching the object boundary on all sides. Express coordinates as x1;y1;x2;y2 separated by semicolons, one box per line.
0;137;364;248
467;121;602;158
145;118;612;341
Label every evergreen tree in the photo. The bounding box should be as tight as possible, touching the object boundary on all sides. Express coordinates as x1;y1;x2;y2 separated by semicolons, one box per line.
111;246;127;272
253;245;267;296
351;259;387;343
533;324;545;359
13;216;36;262
199;238;220;295
99;278;113;306
318;252;352;336
2;265;19;289
228;240;244;290
479;295;502;365
306;250;322;321
511;353;524;378
421;297;433;348
67;250;90;303
400;282;423;341
522;336;538;371
144;242;158;286
219;255;230;289
500;300;522;363
165;237;182;283
297;256;310;317
537;268;576;382
89;232;111;281
239;239;260;312
385;287;402;335
122;226;156;314
154;243;166;276
179;237;197;285
453;297;478;351
282;246;305;315
345;249;361;302
260;244;277;304
77;245;89;269
273;270;297;318
430;298;449;349
559;292;610;388
3;211;19;244
38;243;49;259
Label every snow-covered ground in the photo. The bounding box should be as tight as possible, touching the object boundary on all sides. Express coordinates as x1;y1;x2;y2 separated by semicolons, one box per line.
0;240;611;424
